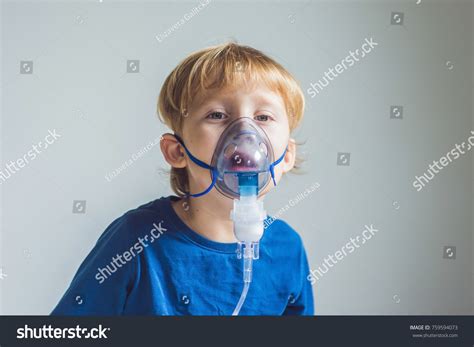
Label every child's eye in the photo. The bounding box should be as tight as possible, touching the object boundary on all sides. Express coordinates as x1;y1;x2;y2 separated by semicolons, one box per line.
254;114;271;122
206;112;227;120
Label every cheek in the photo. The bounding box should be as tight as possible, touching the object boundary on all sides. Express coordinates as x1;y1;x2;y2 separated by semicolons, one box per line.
183;124;220;163
188;138;215;163
267;127;290;161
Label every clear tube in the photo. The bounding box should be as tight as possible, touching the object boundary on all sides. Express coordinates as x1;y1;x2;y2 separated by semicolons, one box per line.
232;281;250;316
232;242;256;316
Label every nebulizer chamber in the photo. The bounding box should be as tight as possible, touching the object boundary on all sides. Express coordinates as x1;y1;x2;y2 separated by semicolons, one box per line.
229;175;266;315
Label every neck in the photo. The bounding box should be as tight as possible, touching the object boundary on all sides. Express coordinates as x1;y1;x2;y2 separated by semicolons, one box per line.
171;194;238;243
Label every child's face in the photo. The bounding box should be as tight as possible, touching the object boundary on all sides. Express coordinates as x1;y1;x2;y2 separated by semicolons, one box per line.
171;82;296;203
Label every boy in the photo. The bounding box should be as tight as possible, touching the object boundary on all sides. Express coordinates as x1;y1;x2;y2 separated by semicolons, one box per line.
51;42;313;315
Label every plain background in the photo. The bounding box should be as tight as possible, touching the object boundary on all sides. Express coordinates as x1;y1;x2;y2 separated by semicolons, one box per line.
1;0;473;315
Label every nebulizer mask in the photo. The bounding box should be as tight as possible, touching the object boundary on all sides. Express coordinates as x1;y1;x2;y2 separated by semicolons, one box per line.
174;117;286;315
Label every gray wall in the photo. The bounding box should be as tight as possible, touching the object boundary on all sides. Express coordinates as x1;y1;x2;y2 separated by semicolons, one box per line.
0;0;472;315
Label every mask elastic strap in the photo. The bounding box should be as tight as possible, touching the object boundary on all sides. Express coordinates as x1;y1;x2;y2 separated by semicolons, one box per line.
173;134;218;198
188;167;218;198
174;134;213;170
269;146;288;186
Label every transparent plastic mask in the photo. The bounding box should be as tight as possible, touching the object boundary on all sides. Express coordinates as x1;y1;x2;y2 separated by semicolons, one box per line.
210;117;275;199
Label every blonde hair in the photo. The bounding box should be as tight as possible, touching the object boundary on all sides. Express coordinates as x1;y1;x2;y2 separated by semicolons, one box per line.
158;42;305;197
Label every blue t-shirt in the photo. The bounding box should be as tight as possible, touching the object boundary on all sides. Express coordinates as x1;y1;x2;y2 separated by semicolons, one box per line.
51;196;314;315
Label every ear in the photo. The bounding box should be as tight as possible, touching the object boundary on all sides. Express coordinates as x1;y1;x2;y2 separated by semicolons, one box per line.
281;138;296;174
160;133;187;169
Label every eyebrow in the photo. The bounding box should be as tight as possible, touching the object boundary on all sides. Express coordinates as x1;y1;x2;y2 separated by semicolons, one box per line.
192;89;286;117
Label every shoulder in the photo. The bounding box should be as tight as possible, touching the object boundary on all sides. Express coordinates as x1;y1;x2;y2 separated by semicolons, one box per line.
263;217;304;250
96;196;171;245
